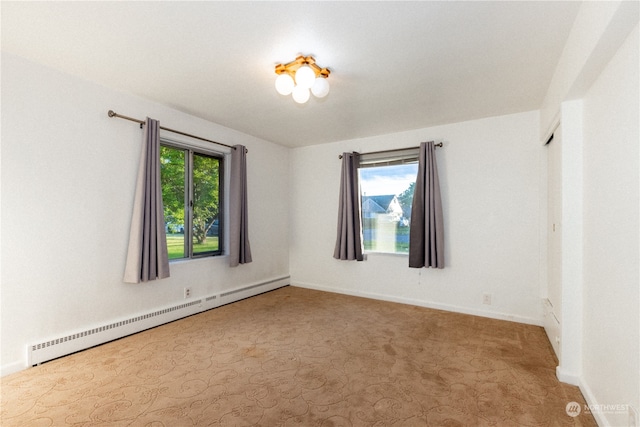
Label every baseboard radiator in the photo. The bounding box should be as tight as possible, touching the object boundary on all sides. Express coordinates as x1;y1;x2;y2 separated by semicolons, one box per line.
28;276;289;367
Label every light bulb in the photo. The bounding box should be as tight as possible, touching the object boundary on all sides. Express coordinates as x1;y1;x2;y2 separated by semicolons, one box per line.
275;73;294;95
292;85;310;104
311;77;330;98
295;65;316;89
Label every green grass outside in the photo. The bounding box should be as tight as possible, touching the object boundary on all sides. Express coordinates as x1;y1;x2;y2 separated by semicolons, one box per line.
396;226;410;252
166;234;219;259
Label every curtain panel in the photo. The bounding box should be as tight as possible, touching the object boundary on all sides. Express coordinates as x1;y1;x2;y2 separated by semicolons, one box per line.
123;118;170;283
409;141;445;269
229;144;252;267
334;152;364;261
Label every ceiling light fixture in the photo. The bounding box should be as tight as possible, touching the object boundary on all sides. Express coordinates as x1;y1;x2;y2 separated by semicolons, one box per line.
275;55;330;104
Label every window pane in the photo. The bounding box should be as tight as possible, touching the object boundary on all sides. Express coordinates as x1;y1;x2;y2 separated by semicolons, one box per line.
359;163;417;253
160;146;186;259
192;153;220;256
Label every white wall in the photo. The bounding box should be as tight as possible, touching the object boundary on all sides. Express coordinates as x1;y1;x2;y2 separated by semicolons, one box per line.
0;53;290;375
553;99;585;385
540;1;640;138
290;110;544;325
581;24;639;427
539;0;639;422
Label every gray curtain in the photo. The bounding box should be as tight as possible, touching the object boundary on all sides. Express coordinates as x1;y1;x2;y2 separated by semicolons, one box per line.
229;144;252;267
409;141;444;268
123;118;170;283
334;152;364;261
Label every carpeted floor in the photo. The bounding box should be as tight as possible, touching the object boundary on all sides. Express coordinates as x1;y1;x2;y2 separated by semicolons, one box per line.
1;286;596;426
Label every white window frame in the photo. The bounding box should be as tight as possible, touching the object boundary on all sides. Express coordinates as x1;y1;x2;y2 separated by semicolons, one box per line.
160;137;226;261
358;147;419;255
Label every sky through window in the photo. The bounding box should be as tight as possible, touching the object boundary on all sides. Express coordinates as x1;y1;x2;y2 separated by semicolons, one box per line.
359;163;418;196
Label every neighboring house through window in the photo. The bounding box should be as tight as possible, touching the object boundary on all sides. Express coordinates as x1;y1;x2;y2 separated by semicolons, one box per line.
358;148;419;254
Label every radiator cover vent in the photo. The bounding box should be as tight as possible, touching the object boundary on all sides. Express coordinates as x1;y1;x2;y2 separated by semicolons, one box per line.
31;299;202;352
27;277;289;367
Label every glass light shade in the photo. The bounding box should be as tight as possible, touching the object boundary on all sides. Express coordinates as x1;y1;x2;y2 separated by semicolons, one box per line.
275;73;294;95
292;85;310;104
311;77;330;98
295;65;316;89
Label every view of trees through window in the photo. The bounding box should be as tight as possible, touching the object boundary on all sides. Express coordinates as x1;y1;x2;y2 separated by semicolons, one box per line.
160;144;222;259
359;163;418;253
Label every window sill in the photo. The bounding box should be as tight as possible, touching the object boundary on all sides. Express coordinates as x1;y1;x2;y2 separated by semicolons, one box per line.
364;251;409;258
169;254;228;264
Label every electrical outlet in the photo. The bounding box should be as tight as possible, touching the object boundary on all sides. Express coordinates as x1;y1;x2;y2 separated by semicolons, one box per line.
630;405;638;427
482;294;492;305
184;287;192;299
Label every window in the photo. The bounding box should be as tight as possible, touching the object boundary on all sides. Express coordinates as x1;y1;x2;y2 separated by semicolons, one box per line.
160;142;223;260
358;148;418;254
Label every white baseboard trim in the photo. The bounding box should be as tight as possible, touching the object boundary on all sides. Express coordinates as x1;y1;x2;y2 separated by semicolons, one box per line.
1;361;26;378
579;377;610;427
556;366;580;386
291;281;543;327
2;276;289;377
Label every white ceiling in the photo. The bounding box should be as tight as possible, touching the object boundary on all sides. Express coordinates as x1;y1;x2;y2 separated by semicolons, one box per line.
1;1;581;148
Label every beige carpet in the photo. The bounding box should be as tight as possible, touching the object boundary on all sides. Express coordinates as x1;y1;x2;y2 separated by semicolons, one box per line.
2;286;595;426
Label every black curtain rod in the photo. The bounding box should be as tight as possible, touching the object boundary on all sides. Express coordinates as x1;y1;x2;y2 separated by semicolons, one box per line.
338;142;442;159
108;110;244;152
